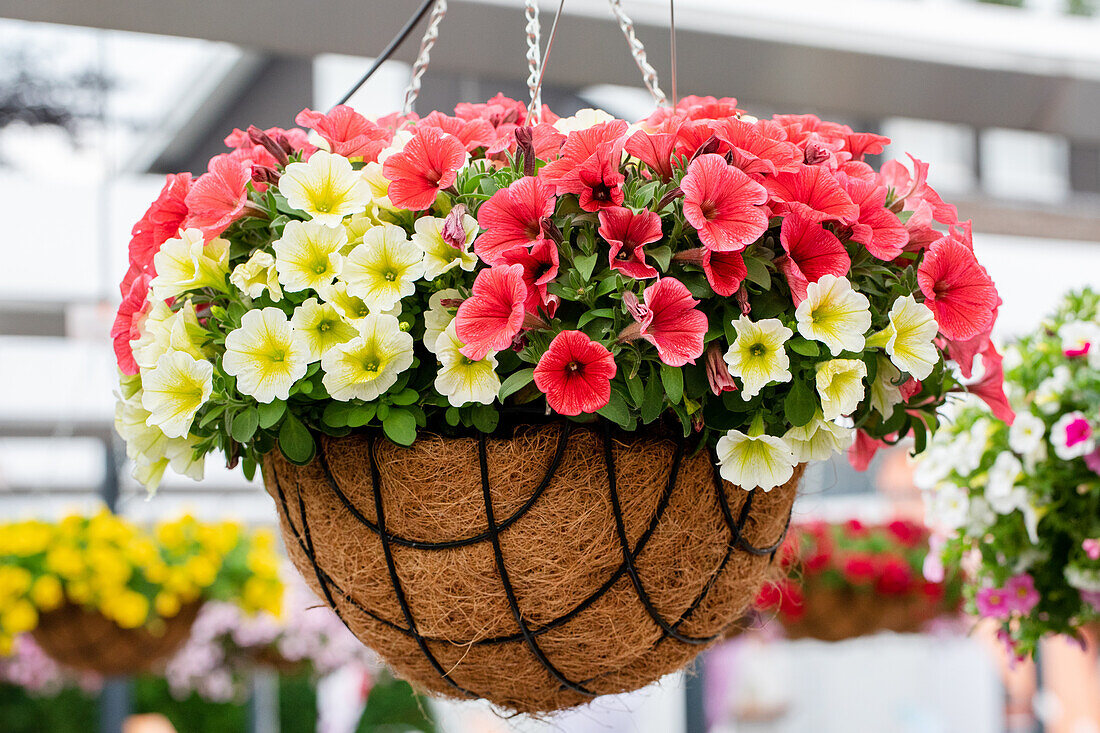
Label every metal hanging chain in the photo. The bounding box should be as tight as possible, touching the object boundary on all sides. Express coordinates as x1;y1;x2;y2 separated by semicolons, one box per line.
402;0;449;115
608;0;668;108
669;0;678;107
525;0;543;124
527;0;566;122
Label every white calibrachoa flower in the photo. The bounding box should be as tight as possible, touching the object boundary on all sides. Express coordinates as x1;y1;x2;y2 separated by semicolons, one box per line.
867;294;939;380
1009;411;1046;457
783;412;855;462
230;250;282;301
151;229;230;300
1051;411;1095;460
794;274;871;356
724;316;793;399
433;321;500;407
132;300;208;371
869;356;904;417
553;108;615;134
342;223;425;312
272;219;346;293
413;212;478;279
279;150;371;226
423;288;461;354
1059;320;1100;358
222;308;311;403
140;351;214;438
1035;366;1071;414
321;313;414;401
115;390;204;493
291;298;358;362
815;358;867;420
715;420;798;491
924;482;969;531
986;451;1023;509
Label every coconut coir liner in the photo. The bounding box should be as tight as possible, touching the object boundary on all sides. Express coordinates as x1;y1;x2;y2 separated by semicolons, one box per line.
33;601;201;676
264;422;800;714
783;586;933;642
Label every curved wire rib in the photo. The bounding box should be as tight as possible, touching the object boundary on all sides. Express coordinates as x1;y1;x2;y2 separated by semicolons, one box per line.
314;426;572;550
478;434;596;697
708;447;794;557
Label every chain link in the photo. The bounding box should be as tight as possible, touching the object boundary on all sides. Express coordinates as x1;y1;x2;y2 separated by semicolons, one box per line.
402;0;449;115
525;0;543;124
608;0;668;107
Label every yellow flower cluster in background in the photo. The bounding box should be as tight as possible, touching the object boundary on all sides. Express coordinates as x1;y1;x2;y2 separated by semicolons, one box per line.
0;509;283;654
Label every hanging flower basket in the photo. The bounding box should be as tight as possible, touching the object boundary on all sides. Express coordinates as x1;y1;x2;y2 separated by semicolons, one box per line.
757;520;962;643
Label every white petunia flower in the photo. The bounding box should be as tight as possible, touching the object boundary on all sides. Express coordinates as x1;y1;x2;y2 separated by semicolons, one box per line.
140;351;214;439
966;496;997;537
1066;566;1100;593
360;162;395;211
318;281;374;322
222;308;311;404
290;298;358;362
795;274;871;356
230;250;282;301
1009;410;1046;460
783;412;855;462
1059;320;1100;358
1035;366;1071;415
341;223;425;313
151;229;230;300
715;428;798;491
553;108;615;134
924;483;969;532
132;299;208;371
724;316;793;399
376;130;413;164
413;212;479;280
423;289;461;354
321;313;414;401
986;451;1023;513
115;390;204;494
867;294;939;380
272;219;346;293
815;359;867;420
279;150;371;226
433;321;500;407
869;356;904;417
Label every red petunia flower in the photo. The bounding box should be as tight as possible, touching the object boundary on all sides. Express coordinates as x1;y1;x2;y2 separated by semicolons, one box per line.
533;330;617;416
538;120;629;186
126;172;192;287
184;154;252;238
967;342;1016;425
842;553;877;586
474;176;557;264
111;273;153;376
844;132;891;160
621;277;708;367
848;429;884;471
455;264;528;360
599;206;662;279
917;231;999;342
942;301;999;379
875;557;915;595
681;154;769;252
224;125;315;168
382;126;466;211
705;343;738;395
499;238;560;315
713;118;802;177
878;154;958;227
764;165;859;225
777;211;851;304
702;250;748;297
625;129;677;181
842;175;908;261
568;142;626;212
886;519;925;548
295;105;392;161
416;110;497;152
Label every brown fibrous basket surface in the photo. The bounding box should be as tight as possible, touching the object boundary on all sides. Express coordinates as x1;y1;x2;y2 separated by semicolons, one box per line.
32;601;201;676
783;587;934;642
264;423;801;713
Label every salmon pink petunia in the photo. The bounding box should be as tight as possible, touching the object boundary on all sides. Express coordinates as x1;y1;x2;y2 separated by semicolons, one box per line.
764;165;859;225
112;273;153;376
539;120;629;186
127;172;192;285
681;154;769;252
499;238;560;315
848;429;884;471
417;111;497;152
382;126;466;211
455;264;528;360
879;154;958;227
295;105;392;161
474;176;557;264
967;342;1015;425
599;207;662;279
917;232;998;341
778;212;851;304
533;330;617;416
702;250;748;297
620;278;708;367
713;118;802;176
842;175;908;261
625;129;677;181
184;154;253;238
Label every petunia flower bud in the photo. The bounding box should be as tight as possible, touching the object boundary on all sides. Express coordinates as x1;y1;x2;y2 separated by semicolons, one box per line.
441;204;468;250
248;125;289;166
251;164;280;186
515;126;536;177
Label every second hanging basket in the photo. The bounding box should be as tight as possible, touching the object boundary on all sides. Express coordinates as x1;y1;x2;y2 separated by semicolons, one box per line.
264;422;800;713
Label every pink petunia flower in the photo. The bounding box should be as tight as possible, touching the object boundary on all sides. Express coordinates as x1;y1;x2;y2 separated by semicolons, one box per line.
763;164;859;225
474;176;556;264
455;264;528;360
1004;574;1040;615
499;238;560;315
382;126;466;211
702;249;748;297
681;154;769;252
565;142;626;212
966;343;1016;425
111;273;153;376
184;154;252;238
533;330;617;416
712;118;802;177
917;231;999;342
878;153;958;227
539;120;629;187
619;278;708;367
848;429;887;471
841;174;908;261
975;585;1013;620
625;129;677;181
416;110;497;152
126;172;192;288
777;211;851;304
599;207;662;279
1084;539;1100;561
295;105;392;161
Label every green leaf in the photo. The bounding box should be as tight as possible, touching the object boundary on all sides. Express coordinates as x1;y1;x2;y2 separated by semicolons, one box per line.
321;402;352;429
382;408;417;446
199;404;227;429
594;276;621;298
445;407;461;426
230;408;259;444
577;308;615;327
279;413;316;465
660;364;683;404
597;390;632;428
743;256;771;290
499;368;536;400
390;388;419;406
257;400;286;429
783;378;818;427
625;372;645;406
575;252;599;281
471;404;500;433
787;338;821;357
649;245;673;272
347;402;378;428
640;370;665;423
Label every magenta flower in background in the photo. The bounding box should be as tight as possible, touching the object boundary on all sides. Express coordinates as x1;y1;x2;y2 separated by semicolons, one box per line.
1004;574;1040;615
1083;538;1100;560
975;585;1013;620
